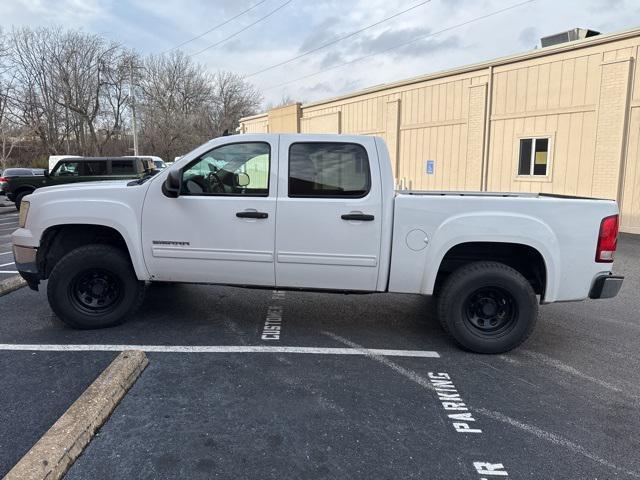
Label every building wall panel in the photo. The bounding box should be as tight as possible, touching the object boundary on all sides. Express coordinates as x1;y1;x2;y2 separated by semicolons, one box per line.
621;108;640;232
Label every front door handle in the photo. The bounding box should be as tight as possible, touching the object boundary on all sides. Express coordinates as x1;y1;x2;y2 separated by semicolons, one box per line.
341;213;374;221
236;211;268;219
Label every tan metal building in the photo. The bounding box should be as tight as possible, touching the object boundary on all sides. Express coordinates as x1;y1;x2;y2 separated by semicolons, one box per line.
239;27;640;233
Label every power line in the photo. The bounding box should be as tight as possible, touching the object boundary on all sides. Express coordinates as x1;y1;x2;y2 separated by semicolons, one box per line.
190;0;294;57
245;0;432;78
161;0;270;54
263;0;537;92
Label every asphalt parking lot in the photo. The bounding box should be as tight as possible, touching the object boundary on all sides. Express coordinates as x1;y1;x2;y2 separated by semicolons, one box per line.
0;222;639;478
0;206;19;280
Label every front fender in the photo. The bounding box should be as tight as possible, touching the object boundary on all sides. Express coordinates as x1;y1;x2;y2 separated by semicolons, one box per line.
423;212;560;301
14;197;149;281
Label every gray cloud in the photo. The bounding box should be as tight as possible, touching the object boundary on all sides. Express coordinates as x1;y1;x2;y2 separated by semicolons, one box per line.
298;16;342;52
518;26;539;48
348;27;463;58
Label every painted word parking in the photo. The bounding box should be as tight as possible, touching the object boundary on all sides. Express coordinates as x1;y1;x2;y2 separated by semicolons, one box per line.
429;372;481;434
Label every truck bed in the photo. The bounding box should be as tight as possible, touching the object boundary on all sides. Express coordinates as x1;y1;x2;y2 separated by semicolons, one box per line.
396;190;612;201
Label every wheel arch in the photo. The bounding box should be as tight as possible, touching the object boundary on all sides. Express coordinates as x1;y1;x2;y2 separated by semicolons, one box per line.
37;223;148;281
433;242;548;300
12;185;36;202
417;212;561;302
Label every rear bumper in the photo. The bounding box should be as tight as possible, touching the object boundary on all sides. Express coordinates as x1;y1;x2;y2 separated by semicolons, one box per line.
12;245;40;291
589;274;624;299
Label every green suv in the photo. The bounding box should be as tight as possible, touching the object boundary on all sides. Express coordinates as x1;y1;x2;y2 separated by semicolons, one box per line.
5;156;157;208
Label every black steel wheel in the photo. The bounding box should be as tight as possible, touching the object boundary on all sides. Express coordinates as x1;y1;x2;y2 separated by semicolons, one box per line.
462;286;518;338
68;268;124;315
437;261;538;354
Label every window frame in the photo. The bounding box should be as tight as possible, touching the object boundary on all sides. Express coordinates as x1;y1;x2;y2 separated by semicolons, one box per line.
515;135;554;181
179;141;272;197
52;160;82;177
287;141;372;199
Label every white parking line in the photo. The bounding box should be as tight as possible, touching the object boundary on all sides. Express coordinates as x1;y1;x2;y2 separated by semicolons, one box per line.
0;343;441;357
0;251;12;256
0;270;18;273
0;262;15;267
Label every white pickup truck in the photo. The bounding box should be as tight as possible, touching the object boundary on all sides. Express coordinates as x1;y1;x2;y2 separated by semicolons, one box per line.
11;134;623;353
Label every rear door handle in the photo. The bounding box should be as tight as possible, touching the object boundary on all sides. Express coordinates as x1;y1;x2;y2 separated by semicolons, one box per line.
341;213;374;221
236;211;268;219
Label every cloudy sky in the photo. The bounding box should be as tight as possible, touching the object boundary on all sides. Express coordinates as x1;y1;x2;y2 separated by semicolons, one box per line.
1;0;638;107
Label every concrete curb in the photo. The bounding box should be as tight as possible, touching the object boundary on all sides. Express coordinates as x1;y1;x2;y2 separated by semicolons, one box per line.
3;350;148;480
0;275;27;297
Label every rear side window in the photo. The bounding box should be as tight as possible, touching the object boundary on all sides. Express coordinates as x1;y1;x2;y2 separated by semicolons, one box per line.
84;162;108;176
288;142;370;198
111;160;136;174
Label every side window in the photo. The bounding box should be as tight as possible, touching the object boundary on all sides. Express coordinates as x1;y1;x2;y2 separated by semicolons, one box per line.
181;142;270;196
84;162;108;176
518;137;550;177
111;160;136;175
54;161;81;176
288;142;370;198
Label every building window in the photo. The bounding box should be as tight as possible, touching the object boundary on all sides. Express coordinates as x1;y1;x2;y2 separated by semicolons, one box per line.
518;137;550;176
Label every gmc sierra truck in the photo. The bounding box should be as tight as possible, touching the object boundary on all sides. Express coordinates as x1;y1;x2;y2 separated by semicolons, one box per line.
11;134;623;353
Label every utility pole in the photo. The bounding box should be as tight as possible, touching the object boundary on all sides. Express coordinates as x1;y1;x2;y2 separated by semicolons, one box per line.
129;59;139;156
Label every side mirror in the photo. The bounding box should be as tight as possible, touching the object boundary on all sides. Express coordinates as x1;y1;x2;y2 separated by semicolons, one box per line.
234;172;250;187
44;169;50;177
162;169;182;198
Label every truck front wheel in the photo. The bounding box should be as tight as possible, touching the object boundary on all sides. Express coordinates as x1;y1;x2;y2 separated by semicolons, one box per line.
47;244;144;329
437;261;538;354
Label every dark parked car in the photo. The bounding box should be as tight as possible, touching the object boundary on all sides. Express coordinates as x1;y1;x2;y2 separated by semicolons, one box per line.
0;168;44;196
4;157;156;208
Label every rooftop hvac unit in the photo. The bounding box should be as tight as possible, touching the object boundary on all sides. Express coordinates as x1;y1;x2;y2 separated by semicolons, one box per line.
540;28;600;48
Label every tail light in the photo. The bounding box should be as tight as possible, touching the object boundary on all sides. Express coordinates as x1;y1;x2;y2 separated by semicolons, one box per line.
0;177;6;183
596;214;619;263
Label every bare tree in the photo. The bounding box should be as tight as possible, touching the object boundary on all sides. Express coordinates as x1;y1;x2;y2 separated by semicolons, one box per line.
209;71;262;136
0;28;21;170
265;94;298;111
0;26;263;166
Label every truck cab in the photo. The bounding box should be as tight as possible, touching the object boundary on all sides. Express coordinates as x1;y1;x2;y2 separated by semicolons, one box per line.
6;156;157;208
146;135;391;291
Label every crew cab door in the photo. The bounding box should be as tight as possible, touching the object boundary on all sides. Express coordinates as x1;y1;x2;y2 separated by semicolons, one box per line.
275;136;383;291
141;137;278;286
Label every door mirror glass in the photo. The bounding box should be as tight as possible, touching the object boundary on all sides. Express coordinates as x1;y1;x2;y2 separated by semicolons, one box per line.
43;169;50;177
162;169;182;198
235;172;250;187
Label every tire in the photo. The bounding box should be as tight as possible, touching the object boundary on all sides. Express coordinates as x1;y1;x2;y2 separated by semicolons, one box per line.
14;190;31;210
47;244;144;329
437;261;538;354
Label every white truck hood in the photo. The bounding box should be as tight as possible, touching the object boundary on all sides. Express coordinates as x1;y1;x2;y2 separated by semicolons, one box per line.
35;180;134;195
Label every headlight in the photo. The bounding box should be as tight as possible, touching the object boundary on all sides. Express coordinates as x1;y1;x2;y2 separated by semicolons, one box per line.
18;200;30;228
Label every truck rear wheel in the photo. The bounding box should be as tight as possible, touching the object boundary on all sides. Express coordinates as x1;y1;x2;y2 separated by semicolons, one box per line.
47;244;144;329
14;190;31;210
437;261;538;354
